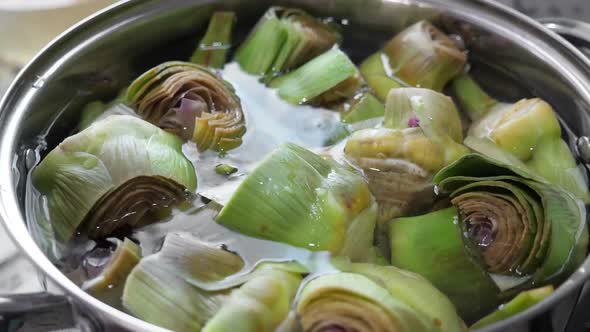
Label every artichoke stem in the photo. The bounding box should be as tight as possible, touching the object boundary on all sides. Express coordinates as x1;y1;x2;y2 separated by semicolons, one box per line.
451;74;497;121
190;12;236;68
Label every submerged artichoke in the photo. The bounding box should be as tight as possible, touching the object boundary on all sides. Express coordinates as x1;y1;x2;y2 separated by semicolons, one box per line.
389;154;588;321
297;263;466;332
345;88;468;224
360;21;466;101
32;115;196;242
202;264;302;332
235;7;340;76
191;11;236;68
127;61;246;152
452;74;589;201
217;143;378;262
269;47;361;106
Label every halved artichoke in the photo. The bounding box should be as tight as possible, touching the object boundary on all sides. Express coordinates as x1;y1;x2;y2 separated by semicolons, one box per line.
190;11;236;68
216;143;378;262
389;153;588;321
269;47;361;106
345;88;468;224
360;21;466;101
202;264;302;332
32;115;196;242
235;7;340;76
127;61;246;152
452;74;589;201
297;263;466;332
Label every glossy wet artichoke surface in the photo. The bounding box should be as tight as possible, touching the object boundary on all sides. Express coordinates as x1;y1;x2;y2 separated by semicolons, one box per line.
27;6;589;332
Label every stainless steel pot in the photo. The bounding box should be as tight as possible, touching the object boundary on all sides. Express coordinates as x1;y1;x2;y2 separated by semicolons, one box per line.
1;0;590;331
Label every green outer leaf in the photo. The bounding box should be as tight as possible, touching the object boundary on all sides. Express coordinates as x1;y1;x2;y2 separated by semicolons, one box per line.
216;143;376;260
32;115;196;241
269;48;358;104
350;263;467;332
528;137;590;203
202;265;302;332
340;93;385;124
389;207;501;322
471;286;554;329
190;11;236;68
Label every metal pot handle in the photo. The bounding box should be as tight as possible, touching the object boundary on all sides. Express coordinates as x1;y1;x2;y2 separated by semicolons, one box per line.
0;292;100;331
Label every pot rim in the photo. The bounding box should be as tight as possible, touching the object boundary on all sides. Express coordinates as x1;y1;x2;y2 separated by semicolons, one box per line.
0;0;589;331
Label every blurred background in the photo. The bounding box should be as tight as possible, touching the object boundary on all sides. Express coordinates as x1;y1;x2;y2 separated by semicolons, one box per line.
0;0;589;330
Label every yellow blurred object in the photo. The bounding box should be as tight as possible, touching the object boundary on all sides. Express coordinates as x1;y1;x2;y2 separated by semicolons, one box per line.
0;0;117;66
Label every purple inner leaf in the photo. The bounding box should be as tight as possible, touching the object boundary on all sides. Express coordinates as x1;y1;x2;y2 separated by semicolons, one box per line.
408;116;420;128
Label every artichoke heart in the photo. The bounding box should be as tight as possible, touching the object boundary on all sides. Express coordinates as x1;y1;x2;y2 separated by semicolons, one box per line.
235;7;340;76
217;143;378;262
203;264;302;332
127;61;246;152
83;238;141;294
360;21;466;101
32;115;197;242
453;74;589;201
297;264;466;332
345;88;468;223
390;153;588;321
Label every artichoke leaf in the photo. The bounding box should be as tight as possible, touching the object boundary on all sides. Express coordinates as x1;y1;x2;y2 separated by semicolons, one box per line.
127;61;246;152
340;92;385;124
471;286;554;329
32;115;196;242
217;143;377;262
390;207;501;322
203;264;302;332
83;238;141;295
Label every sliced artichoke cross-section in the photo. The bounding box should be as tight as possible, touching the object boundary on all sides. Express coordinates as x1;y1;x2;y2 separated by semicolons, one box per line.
297;263;466;332
216;143;378;262
32;115;197;242
127;61;246;152
390;153;588;322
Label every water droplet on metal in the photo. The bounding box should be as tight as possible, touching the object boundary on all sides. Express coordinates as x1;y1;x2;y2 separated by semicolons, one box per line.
576;136;590;164
32;76;46;89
